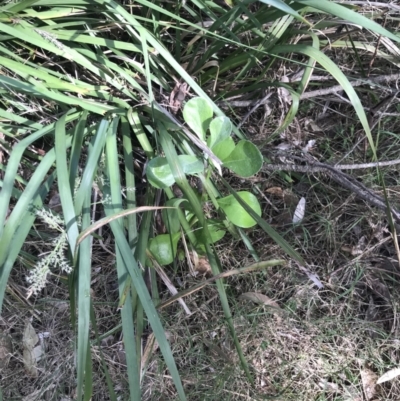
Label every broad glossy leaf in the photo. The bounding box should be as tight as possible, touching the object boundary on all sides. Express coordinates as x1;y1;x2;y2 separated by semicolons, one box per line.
207;116;232;148
223;140;263;177
147;157;175;189
149;233;180;265
217;191;261;228
182;97;213;141
207;221;226;243
147;155;203;189
179;155;204;175
211;137;235;161
195;219;226;244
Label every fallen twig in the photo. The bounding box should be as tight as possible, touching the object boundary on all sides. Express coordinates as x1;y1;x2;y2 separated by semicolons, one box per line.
263;156;400;223
219;73;400;108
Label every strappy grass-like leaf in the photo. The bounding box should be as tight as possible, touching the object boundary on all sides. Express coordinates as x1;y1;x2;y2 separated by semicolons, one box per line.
270;44;377;158
157;123;252;380
296;0;400;43
103;122;142;400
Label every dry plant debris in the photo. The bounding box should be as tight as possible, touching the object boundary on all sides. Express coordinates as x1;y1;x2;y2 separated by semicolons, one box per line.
22;321;43;378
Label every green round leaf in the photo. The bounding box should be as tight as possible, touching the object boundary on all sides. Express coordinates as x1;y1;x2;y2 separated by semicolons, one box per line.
223;140;263;177
182;97;213;141
146;155;203;189
149;233;180;265
195;219;226;244
207;116;232;148
147;157;175;189
207;220;226;243
211;137;235;161
217;191;261;228
179;155;204;175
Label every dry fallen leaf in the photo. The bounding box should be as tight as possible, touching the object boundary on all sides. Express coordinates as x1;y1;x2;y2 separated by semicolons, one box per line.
32;344;44;362
277;76;291;104
292;197;306;224
296;264;324;289
23;321;38;350
169;82;188;114
239;292;280;308
23;348;38;377
361;368;378;400
377;367;400;384
195;256;212;277
22;321;43;377
266;187;284;197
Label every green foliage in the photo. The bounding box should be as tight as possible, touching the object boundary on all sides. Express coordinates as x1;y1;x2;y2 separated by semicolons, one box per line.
145;99;263;259
149;233;181;265
211;137;236;161
199;220;227;244
147;155;204;189
162;200;181;235
208;116;232;148
0;0;398;399
223;140;264;177
182;97;263;176
217;192;262;228
182;97;213;141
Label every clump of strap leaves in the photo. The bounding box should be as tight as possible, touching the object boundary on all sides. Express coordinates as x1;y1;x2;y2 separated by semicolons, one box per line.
0;0;399;400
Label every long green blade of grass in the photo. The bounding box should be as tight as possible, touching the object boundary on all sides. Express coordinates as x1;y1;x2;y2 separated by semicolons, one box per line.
0;172;55;313
157;123;252;380
0;111;80;234
74;119;109;214
297;0;400;43
104;119;142;400
271;44;377;159
55;112;80;255
103;120;186;397
105;213;187;400
77;191;93;401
